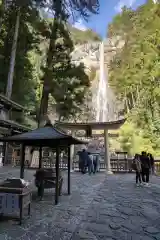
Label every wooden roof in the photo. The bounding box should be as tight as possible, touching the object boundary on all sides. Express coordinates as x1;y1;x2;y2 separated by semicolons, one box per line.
0;122;87;147
56;118;126;130
76;133;119;138
0;126;10;135
0;119;30;134
0;94;25;112
115;151;128;154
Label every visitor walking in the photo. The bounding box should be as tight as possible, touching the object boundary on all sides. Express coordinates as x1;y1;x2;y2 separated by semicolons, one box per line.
88;152;94;175
80;149;88;174
77;151;83;172
93;155;98;173
148;153;155;175
34;168;45;201
78;150;85;173
12;149;17;167
140;151;151;186
133;154;142;186
96;154;100;172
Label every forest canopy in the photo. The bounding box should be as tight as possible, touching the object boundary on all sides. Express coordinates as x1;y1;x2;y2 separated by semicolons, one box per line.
108;0;160;156
0;0;100;126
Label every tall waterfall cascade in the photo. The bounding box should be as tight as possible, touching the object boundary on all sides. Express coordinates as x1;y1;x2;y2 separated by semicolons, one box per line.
96;42;110;122
70;38;125;123
94;41;123;122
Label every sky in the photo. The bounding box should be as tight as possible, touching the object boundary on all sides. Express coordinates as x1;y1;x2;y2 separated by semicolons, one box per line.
73;0;147;38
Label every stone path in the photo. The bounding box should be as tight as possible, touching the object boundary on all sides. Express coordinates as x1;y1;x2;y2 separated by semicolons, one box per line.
75;175;160;240
0;168;160;239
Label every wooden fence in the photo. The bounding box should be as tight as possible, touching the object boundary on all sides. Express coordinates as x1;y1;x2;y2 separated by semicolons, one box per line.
154;160;160;173
11;156;160;173
72;158;133;173
73;159;160;173
34;158;160;173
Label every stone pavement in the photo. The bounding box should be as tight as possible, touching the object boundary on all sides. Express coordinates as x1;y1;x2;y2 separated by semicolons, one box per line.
0;167;160;239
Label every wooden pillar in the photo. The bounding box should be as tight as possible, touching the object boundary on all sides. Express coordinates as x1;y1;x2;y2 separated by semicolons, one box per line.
2;142;6;165
104;129;112;174
70;144;74;172
70;130;75;172
68;146;71;195
39;146;42;169
55;147;59;205
20;144;25;179
4;142;9;164
117;153;119;172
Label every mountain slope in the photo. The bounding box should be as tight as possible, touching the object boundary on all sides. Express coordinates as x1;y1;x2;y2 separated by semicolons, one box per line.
69;25;101;44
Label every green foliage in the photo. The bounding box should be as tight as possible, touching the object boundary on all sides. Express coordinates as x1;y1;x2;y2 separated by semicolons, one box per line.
108;1;160;156
69;25;101;44
0;4;43;110
118;121;156;155
42;21;90;120
0;0;99;127
38;0;100;124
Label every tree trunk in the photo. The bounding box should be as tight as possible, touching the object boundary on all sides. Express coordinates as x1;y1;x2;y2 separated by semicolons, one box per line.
38;0;64;127
38;19;59;127
38;84;50;127
6;8;20;99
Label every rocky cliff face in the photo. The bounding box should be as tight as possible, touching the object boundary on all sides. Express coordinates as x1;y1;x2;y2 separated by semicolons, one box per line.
70;36;125;122
71;36;124;74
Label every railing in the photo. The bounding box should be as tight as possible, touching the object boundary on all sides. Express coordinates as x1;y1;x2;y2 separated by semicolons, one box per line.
72;158;133;173
13;157;160;174
155;160;160;173
70;159;160;173
41;158;133;172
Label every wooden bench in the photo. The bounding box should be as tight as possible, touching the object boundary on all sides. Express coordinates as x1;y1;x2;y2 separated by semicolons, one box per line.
34;168;63;197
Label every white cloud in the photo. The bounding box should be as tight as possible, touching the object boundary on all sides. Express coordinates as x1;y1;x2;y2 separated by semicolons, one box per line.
72;18;87;31
114;0;136;12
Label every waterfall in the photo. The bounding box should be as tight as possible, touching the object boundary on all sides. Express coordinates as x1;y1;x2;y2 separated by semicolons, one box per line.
95;41;119;122
96;42;107;122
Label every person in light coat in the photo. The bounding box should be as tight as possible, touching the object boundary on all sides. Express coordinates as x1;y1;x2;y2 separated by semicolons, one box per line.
133;154;142;186
88;152;94;175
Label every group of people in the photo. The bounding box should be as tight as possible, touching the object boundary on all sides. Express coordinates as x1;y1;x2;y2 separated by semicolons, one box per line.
78;149;99;175
133;151;154;186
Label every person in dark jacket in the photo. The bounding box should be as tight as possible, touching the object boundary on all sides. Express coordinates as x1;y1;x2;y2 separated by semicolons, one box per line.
93;155;98;174
80;149;88;174
140;151;151;186
148;153;155;175
77;151;83;172
35;168;45;200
